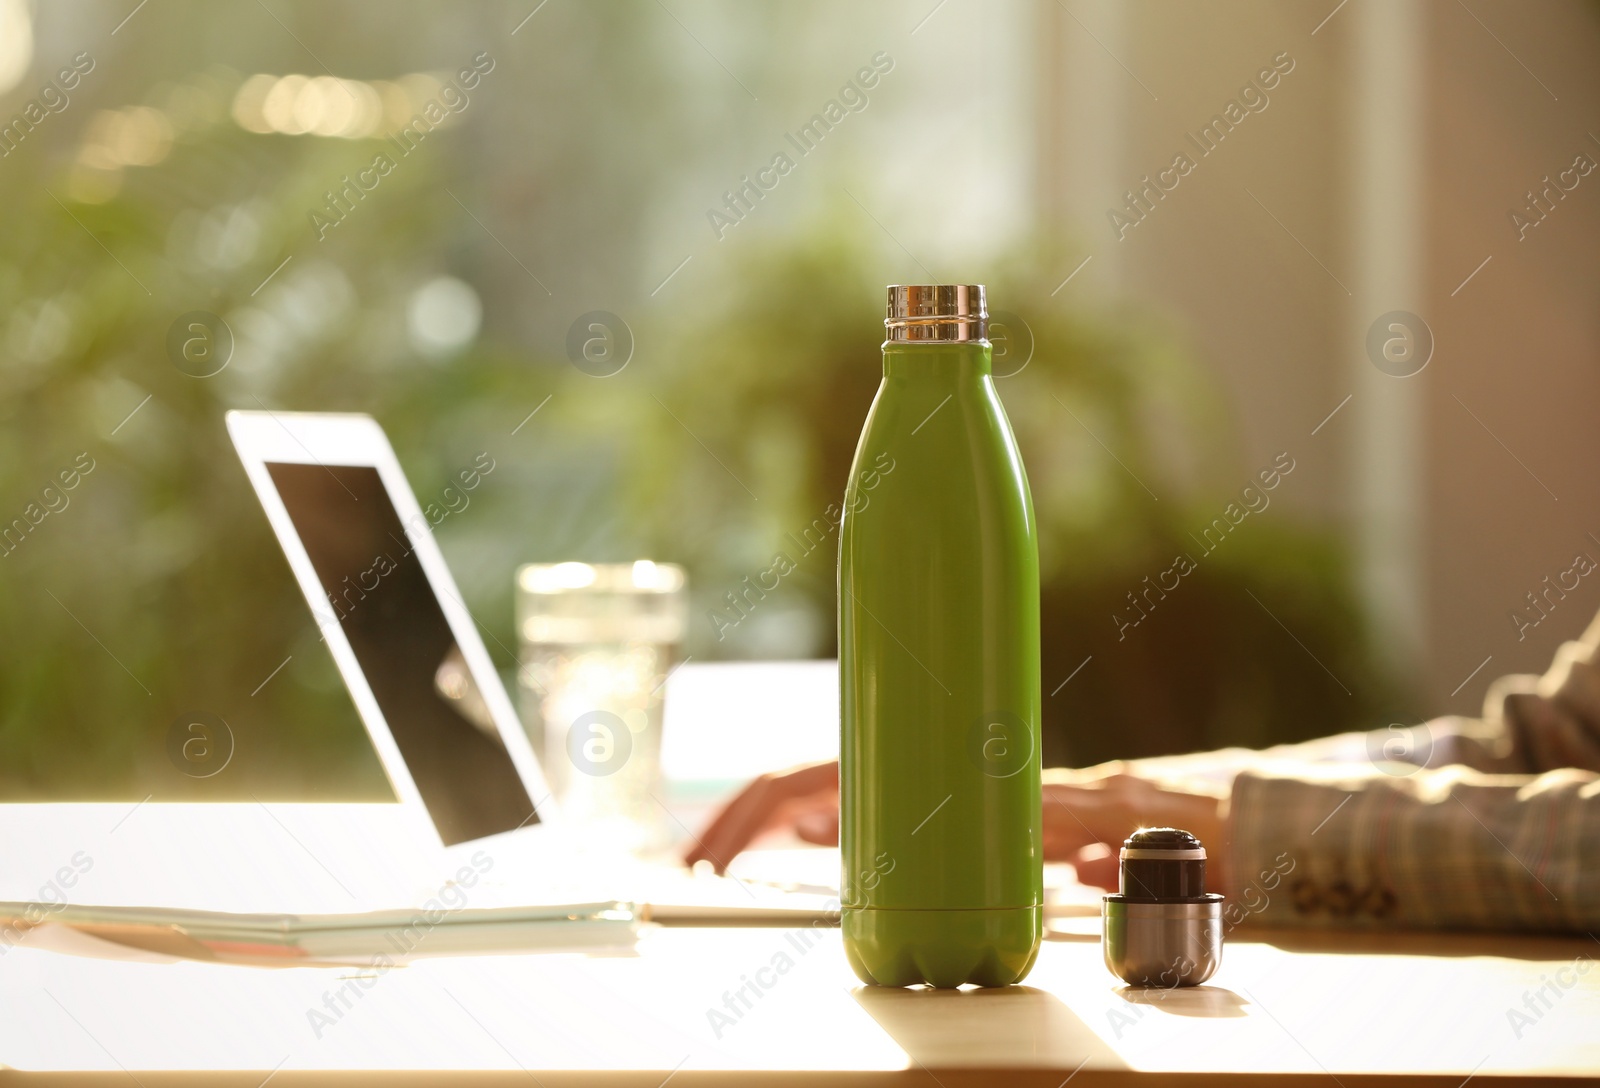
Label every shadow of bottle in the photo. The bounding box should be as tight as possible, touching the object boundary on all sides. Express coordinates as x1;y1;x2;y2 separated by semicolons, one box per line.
851;983;1128;1075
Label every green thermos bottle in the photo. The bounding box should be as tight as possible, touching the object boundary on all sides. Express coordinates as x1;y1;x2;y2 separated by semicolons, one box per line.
839;284;1043;987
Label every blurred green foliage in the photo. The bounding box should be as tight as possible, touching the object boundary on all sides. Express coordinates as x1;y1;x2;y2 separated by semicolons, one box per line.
643;227;1409;766
0;50;1407;800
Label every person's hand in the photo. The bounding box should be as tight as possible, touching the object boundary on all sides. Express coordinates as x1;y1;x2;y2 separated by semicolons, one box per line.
682;759;839;873
681;757;1231;892
1044;763;1229;892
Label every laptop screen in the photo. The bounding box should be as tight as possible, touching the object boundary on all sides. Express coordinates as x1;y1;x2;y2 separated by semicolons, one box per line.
264;461;538;845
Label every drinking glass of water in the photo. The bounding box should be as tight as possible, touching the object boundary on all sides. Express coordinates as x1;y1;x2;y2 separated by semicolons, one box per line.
515;561;688;850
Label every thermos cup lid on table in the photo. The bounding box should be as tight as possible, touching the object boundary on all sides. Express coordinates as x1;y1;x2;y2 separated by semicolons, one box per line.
1102;828;1226;988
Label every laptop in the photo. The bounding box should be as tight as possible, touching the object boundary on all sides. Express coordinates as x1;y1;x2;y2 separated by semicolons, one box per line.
227;409;557;858
225;409;835;919
0;411;831;956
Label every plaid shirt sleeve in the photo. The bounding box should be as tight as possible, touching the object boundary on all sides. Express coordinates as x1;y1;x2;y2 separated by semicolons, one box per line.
1224;608;1600;933
1227;763;1600;932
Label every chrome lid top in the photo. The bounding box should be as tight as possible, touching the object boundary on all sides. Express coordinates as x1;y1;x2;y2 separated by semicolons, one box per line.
1120;826;1207;861
885;284;987;343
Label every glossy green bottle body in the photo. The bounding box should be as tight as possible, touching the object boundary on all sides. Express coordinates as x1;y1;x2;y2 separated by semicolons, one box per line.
838;339;1043;987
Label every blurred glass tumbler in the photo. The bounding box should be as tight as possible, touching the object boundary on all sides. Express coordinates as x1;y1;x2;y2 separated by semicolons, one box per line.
515;561;687;845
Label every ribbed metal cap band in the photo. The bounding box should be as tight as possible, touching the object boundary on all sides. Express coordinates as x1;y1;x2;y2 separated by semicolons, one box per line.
885;284;987;342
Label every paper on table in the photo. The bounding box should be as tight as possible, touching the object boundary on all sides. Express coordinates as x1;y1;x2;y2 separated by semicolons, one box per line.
0;899;638;965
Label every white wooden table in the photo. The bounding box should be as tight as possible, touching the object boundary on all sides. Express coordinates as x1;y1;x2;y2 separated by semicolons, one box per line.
1;918;1595;1084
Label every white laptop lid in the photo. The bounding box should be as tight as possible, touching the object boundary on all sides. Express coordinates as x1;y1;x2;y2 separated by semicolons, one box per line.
226;410;556;856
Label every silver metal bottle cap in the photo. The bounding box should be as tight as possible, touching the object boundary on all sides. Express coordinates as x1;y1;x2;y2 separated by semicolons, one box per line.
885;285;987;343
1102;828;1224;988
